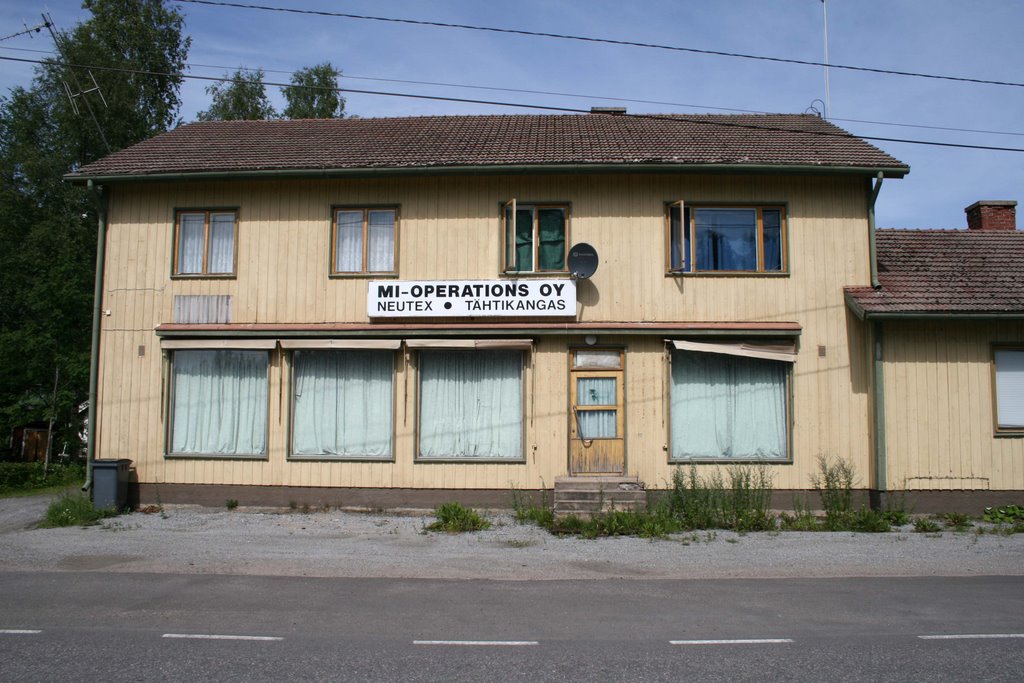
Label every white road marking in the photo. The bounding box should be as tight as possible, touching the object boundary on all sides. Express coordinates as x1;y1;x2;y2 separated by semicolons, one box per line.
162;633;283;641
413;640;539;646
0;630;42;635
918;634;1024;640
670;638;794;645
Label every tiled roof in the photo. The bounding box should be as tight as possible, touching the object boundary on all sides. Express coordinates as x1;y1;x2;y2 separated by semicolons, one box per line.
69;114;908;179
845;229;1024;316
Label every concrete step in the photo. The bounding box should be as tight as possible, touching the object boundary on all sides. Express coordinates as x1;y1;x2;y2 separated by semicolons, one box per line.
553;476;647;517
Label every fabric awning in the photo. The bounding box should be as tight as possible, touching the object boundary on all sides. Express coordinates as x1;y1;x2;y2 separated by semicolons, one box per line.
669;339;797;363
159;339;277;350
405;339;533;350
278;339;401;350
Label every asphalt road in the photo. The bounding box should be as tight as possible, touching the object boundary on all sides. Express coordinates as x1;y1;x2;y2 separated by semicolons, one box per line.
2;572;1022;682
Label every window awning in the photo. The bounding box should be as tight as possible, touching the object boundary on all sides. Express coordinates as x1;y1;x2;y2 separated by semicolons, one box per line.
669;339;797;363
160;339;277;350
279;339;401;350
406;339;533;350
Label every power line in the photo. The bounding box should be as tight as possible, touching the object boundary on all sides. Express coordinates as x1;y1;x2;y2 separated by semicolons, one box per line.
5;44;1023;139
173;0;1024;89
4;53;1024;154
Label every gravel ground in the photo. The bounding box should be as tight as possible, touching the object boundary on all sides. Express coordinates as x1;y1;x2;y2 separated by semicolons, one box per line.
1;495;1022;580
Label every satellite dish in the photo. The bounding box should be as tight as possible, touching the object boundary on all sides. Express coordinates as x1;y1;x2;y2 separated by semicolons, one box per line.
567;243;599;279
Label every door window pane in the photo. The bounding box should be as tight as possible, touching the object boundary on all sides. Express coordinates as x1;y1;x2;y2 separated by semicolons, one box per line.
577;377;616;405
578;409;616;439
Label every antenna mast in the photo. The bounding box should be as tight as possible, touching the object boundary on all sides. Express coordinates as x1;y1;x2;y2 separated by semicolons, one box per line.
42;12;111;153
821;0;831;118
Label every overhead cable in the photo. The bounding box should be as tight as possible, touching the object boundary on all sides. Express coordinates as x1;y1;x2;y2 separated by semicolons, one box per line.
4;53;1024;154
173;0;1024;89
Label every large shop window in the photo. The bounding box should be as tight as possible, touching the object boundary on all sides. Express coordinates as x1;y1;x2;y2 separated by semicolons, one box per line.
670;346;791;461
502;200;568;273
994;347;1024;433
332;207;397;275
668;204;785;273
418;350;524;460
291;350;394;457
169;349;268;456
174;210;237;276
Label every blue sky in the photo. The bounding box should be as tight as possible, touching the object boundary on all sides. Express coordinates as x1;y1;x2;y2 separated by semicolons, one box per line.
2;0;1022;229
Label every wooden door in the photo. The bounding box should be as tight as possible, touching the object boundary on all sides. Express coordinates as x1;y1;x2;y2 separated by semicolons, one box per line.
569;349;625;475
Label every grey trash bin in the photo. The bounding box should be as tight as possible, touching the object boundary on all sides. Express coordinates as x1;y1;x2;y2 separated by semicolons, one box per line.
93;459;132;510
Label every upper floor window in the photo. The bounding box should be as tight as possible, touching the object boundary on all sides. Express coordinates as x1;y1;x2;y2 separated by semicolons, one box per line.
668;203;786;274
502;200;568;273
332;207;397;275
174;210;237;276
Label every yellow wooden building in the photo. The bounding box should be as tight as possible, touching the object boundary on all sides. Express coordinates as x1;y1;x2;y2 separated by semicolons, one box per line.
67;113;1023;511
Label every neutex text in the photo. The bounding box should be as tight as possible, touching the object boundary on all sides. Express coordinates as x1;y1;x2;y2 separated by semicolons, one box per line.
367;279;576;318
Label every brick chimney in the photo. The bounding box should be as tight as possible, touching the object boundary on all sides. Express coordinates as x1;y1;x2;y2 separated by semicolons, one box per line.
965;200;1017;231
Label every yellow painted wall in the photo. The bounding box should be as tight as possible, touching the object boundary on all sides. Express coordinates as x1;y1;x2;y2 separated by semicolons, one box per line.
96;173;875;490
882;321;1024;491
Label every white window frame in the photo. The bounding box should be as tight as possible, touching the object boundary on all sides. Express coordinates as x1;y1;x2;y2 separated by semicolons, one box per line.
993;346;1024;435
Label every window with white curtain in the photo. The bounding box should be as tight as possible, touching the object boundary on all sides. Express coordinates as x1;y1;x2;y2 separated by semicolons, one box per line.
174;210;237;275
291;350;394;457
332;207;397;275
994;347;1024;433
169;349;268;456
418;350;523;460
670;350;789;460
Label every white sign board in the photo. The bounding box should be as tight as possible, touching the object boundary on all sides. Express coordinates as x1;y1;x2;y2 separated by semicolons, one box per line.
368;279;576;318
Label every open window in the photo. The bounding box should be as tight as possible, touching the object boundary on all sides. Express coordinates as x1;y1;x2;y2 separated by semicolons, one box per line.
667;204;786;274
502;199;568;273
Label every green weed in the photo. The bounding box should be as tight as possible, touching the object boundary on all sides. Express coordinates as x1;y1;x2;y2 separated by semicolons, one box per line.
913;517;942;533
225;499;239;510
983;505;1024;524
41;492;119;528
425;501;492;532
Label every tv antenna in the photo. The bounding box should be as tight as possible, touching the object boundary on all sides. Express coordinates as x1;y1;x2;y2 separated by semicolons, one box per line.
42;12;111;153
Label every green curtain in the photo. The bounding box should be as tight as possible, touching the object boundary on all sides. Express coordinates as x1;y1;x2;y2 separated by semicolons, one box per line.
537;208;565;270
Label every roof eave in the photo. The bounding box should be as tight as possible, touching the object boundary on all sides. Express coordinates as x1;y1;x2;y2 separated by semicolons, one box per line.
65;162;910;185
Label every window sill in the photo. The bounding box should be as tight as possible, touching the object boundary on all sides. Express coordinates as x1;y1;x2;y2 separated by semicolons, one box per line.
171;274;237;280
330;273;399;279
288;454;395;462
500;271;570;278
665;271;790;278
415;457;527;464
994;430;1024;438
165;453;268;460
669;457;792;465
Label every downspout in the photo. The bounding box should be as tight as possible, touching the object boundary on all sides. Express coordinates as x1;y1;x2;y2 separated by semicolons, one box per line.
868;171;883;289
82;180;107;494
871;321;887;496
867;172;886;503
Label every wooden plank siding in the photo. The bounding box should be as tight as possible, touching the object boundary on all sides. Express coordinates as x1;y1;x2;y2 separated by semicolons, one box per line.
96;173;874;491
882;321;1024;491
